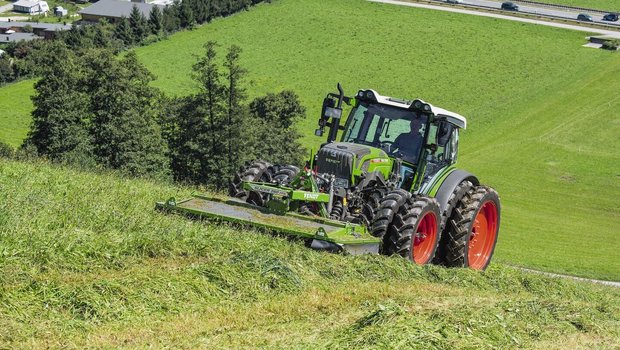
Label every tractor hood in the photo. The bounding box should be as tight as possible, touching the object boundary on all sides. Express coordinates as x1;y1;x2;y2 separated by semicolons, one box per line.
316;142;392;186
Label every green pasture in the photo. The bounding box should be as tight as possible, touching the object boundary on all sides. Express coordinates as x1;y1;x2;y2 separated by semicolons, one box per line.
0;158;619;348
0;0;618;280
0;79;34;148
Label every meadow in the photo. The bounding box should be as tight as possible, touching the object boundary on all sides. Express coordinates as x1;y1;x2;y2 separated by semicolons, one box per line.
0;0;618;281
0;158;619;348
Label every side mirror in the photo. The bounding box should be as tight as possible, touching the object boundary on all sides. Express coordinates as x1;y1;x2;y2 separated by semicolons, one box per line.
437;122;454;147
323;106;342;119
314;129;324;137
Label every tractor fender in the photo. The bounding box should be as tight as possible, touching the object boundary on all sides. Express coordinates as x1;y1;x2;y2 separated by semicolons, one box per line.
434;169;479;213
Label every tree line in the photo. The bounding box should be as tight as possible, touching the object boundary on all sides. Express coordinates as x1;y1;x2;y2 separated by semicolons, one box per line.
0;0;271;85
10;40;305;188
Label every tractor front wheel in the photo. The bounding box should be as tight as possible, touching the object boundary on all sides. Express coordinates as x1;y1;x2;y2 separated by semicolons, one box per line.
228;160;274;203
444;186;500;270
384;196;441;265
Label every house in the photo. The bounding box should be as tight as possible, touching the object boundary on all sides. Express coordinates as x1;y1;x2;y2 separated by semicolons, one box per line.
0;22;71;40
12;0;50;15
54;6;68;17
2;32;39;43
78;0;164;23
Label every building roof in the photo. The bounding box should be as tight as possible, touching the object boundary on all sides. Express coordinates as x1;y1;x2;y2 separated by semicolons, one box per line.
1;32;41;43
13;0;49;10
79;0;163;19
0;21;72;32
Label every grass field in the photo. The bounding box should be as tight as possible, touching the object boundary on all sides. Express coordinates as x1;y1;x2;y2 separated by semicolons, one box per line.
0;0;618;280
0;79;34;148
0;158;619;348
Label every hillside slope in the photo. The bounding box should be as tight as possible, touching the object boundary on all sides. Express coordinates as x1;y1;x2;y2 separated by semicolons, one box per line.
1;159;619;348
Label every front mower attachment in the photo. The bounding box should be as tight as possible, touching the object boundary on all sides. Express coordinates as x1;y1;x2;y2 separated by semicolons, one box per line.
156;195;380;255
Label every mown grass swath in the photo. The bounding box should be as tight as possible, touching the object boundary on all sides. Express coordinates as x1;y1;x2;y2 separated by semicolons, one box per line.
0;158;619;348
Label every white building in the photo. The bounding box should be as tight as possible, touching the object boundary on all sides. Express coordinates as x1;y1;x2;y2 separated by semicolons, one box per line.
13;0;50;15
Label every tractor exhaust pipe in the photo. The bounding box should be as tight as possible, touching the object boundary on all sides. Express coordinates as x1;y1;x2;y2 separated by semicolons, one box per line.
326;83;345;143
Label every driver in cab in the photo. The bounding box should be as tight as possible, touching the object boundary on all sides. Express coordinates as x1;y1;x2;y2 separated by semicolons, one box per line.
393;116;424;163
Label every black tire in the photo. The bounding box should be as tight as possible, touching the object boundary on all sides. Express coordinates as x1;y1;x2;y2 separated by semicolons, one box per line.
382;196;441;264
358;187;387;227
273;165;300;186
444;186;501;270
433;180;474;265
228;160;274;201
371;189;411;238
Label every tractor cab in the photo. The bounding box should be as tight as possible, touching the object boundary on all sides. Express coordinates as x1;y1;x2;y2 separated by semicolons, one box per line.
315;85;466;193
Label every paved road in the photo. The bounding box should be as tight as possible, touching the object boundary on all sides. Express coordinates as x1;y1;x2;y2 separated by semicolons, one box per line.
0;16;29;22
461;0;617;25
371;0;620;38
517;267;620;288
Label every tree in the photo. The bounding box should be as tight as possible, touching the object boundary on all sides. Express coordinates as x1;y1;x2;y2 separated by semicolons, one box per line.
114;17;134;47
162;2;181;33
179;0;195;28
192;41;227;186
84;50;169;178
148;5;163;35
129;5;149;43
248;91;307;165
24;41;94;166
0;55;14;85
223;45;248;178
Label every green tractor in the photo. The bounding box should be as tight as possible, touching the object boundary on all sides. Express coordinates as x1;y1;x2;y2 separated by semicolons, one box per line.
159;84;500;270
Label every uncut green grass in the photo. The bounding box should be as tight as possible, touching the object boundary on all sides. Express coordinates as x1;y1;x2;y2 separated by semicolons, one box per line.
0;0;618;280
1;158;619;348
0;79;34;148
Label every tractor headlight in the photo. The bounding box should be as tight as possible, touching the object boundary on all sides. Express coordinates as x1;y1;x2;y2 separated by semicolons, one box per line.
423;104;431;112
365;91;373;99
414;100;423;109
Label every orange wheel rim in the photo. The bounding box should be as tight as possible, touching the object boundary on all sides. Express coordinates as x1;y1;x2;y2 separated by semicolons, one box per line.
412;212;438;264
468;201;498;270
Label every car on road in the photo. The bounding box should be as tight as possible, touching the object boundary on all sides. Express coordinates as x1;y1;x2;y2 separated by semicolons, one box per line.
501;2;519;11
446;0;462;4
603;13;619;22
577;13;593;22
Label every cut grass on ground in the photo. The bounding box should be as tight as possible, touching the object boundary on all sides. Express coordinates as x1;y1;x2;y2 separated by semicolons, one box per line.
0;158;619;348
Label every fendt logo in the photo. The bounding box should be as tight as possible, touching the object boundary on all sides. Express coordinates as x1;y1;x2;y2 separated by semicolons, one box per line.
303;193;320;200
325;157;340;164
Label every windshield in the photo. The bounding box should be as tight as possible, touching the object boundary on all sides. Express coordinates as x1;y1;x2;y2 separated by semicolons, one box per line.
342;102;428;164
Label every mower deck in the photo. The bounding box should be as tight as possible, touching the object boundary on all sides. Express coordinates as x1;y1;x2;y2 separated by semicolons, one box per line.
156;195;380;254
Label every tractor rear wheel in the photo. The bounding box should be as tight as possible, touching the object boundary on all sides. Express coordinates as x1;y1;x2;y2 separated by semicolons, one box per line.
228;160;274;202
383;196;441;264
433;180;474;265
444;186;500;270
